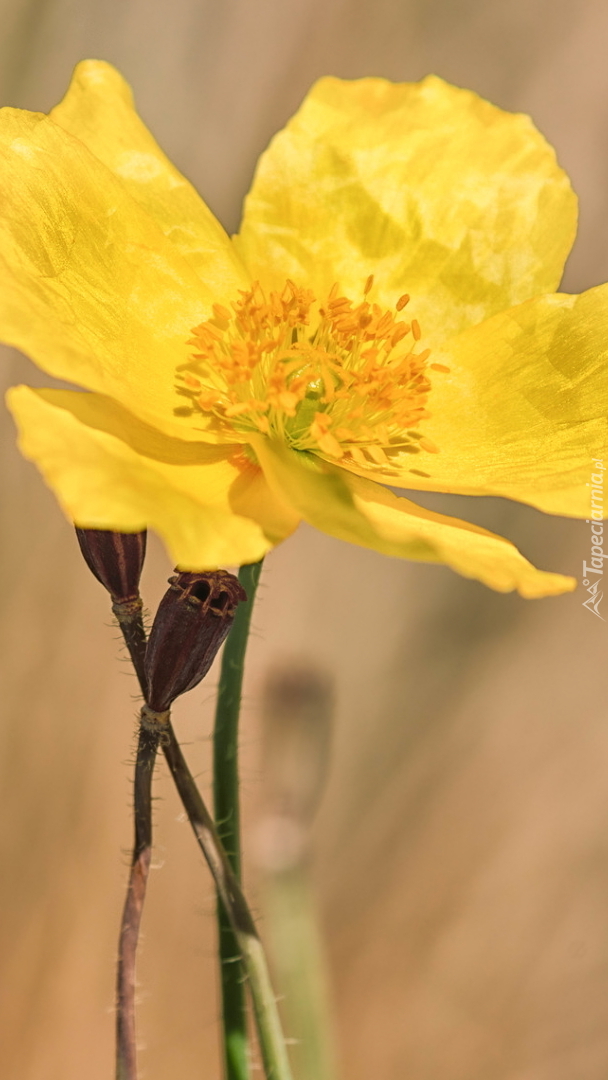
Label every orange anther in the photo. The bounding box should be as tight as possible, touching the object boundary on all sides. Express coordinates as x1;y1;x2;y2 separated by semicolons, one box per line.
367;445;389;466
396;294;410;311
197;390;221;409
391;324;409;347
349;446;368;466
364;274;374;295
375;311;394;335
419;437;439;454
411;319;421;341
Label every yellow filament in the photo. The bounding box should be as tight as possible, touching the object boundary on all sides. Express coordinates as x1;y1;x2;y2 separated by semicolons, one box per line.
179;279;445;473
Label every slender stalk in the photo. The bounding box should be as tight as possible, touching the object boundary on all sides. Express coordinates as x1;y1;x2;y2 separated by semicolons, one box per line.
163;729;293;1080
116;723;160;1080
113;599;147;691
213;559;264;1080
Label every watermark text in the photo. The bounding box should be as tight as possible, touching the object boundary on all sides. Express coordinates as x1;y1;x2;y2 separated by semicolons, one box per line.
582;458;605;619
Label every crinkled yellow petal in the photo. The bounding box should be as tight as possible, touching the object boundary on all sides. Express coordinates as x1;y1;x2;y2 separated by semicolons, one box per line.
0;108;226;441
251;437;575;598
375;285;608;517
50;60;248;294
236;75;577;345
7;387;299;569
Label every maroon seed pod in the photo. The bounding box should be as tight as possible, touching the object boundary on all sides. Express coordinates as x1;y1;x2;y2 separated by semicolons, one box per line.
75;528;147;604
144;570;246;712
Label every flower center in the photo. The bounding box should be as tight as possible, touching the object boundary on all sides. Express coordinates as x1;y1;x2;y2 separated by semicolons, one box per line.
178;277;448;476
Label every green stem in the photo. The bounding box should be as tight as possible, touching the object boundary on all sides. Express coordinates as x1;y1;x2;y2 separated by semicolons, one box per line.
213;559;264;1080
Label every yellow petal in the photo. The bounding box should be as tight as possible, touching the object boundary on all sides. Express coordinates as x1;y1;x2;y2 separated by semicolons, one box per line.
0;107;221;441
236;75;576;345
7;387;299;569
50;60;247;294
382;285;608;517
251;437;575;598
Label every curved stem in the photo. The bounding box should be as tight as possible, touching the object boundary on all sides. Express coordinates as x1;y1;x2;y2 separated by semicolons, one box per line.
163;728;293;1080
116;723;160;1080
213;560;264;1080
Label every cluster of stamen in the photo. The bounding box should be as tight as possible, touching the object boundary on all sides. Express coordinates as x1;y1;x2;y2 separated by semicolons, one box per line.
178;276;449;476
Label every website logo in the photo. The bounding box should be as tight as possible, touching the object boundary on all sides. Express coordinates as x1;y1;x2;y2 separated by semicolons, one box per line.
582;459;605;619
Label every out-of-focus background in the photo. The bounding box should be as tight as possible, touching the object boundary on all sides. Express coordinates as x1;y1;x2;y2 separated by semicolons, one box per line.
1;2;608;1078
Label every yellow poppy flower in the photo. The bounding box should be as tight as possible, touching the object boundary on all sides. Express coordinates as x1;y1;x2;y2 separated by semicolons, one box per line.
2;60;606;596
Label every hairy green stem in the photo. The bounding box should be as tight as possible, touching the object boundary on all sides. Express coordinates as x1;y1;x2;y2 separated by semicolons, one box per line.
213;560;264;1080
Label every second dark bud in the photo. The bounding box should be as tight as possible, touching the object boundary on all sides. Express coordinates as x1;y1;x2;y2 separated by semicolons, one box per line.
144;570;246;712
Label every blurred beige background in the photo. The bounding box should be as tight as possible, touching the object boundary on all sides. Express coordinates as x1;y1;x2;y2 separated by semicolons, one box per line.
1;1;608;1078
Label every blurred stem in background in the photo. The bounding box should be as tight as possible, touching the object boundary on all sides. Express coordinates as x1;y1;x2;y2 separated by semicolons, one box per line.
255;663;337;1080
213;559;264;1080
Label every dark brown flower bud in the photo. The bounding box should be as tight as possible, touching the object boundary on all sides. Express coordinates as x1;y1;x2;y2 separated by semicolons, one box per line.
75;528;147;604
144;570;246;711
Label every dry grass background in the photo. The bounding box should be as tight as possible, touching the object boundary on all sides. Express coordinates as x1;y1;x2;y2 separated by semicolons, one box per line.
1;1;608;1078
